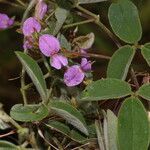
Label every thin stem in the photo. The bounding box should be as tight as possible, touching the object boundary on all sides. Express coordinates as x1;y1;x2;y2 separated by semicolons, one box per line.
76;5;121;48
96;21;121;48
0;111;22;130
0;0;24;8
41;54;51;73
23;72;50;90
67;51;111;60
76;5;98;20
16;0;26;7
21;68;28;105
63;19;95;29
130;68;139;90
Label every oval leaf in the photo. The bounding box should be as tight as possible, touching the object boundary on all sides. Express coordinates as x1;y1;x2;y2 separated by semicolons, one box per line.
118;97;149;150
10;104;49;122
108;0;142;43
107;45;135;80
15;51;47;101
0;140;18;150
141;43;150;66
107;110;118;150
54;7;69;35
137;83;150;101
46;121;87;143
80;78;132;101
49;101;88;135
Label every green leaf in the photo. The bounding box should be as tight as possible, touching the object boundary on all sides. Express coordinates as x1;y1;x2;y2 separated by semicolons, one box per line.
0;119;10;130
15;52;47;101
118;97;149;150
95;120;105;150
0;140;19;150
107;45;135;80
141;43;150;67
107;110;118;150
57;34;71;50
108;0;142;43
78;0;107;4
53;7;69;35
10;104;49;122
46;121;87;143
80;78;132;101
56;0;73;10
137;83;150;101
49;101;88;135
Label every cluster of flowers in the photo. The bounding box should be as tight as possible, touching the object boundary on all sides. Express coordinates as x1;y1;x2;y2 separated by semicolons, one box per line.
0;0;92;87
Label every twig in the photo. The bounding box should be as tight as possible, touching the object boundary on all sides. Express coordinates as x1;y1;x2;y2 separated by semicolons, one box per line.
67;51;111;60
0;130;16;138
21;68;28;105
130;68;139;90
76;5;121;48
63;19;95;29
38;128;59;150
22;72;50;90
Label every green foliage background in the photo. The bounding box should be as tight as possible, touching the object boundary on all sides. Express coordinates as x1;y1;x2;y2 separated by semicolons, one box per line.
0;0;150;110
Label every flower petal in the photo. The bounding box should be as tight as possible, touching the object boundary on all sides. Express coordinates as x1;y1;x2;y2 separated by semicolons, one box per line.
0;13;14;29
35;1;47;20
22;17;41;36
64;65;85;87
50;54;68;70
23;37;33;50
80;58;91;72
39;34;60;57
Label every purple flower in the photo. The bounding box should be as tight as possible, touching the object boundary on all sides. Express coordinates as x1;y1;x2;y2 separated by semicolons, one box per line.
80;58;91;72
50;54;68;70
22;17;41;36
39;34;60;57
64;65;85;87
0;13;14;29
80;48;87;54
35;1;47;20
23;37;33;50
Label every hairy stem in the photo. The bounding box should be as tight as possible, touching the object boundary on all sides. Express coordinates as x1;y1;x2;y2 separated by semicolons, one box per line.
76;5;121;48
63;19;95;29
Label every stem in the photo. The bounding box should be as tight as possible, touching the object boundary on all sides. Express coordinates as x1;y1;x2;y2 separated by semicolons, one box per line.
23;72;50;90
96;21;121;48
76;5;98;20
63;19;95;29
0;0;24;8
1;111;23;130
76;5;121;48
21;68;28;105
16;0;26;7
67;51;110;60
130;68;139;90
41;54;51;73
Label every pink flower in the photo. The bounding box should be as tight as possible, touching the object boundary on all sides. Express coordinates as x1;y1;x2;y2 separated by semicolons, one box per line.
0;13;14;29
23;37;34;50
80;58;92;72
35;0;48;20
39;34;60;57
39;34;68;69
64;58;92;86
22;17;41;36
64;65;85;87
50;54;68;70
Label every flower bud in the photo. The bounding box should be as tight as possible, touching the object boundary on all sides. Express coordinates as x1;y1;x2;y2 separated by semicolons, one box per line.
0;13;14;30
35;1;47;20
